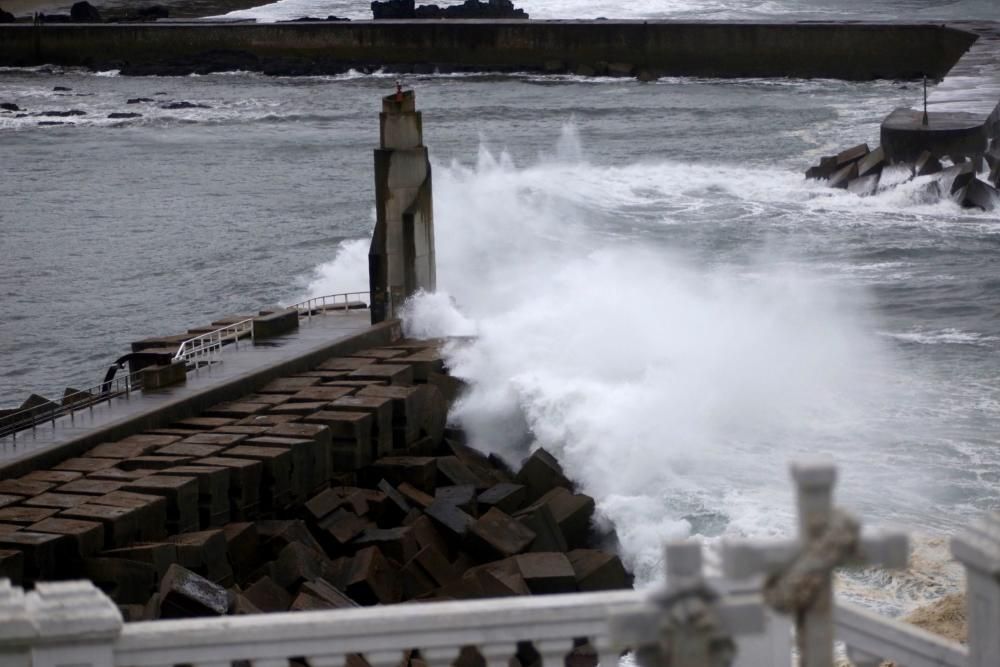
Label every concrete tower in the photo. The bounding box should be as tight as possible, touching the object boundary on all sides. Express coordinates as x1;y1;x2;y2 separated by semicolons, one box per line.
369;88;436;324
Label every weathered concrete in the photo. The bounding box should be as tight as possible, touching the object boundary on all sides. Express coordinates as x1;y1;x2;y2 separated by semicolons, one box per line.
370;89;436;324
881;21;1000;163
0;21;976;81
0;313;401;478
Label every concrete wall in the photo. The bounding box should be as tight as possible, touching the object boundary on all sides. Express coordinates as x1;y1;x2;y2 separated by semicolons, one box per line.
0;21;978;80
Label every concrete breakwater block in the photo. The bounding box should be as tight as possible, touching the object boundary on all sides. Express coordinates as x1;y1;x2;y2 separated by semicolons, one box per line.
0;338;631;621
252;308;299;339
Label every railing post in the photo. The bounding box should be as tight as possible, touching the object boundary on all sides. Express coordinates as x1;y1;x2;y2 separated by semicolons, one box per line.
951;512;1000;667
0;579;123;667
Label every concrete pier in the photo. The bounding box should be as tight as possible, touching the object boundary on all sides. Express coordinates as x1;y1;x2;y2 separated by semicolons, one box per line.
882;21;1000;163
0;311;394;478
0;21;977;81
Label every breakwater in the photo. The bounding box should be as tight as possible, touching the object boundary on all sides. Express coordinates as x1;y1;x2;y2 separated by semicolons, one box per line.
0;20;977;79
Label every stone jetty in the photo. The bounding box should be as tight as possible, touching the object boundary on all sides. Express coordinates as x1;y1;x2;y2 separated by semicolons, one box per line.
0;334;631;623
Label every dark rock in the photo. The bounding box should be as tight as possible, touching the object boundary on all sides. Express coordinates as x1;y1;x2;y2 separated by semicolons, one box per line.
127;97;154;104
0;102;19;111
467;507;536;559
0;8;13;22
160;101;211;110
70;1;100;21
566;549;631;591
159;563;230;618
944;161;976;195
989;161;1000;188
957;177;998;212
915;150;942;176
835;143;869;167
515;448;571;503
371;0;413;18
828;162;858;189
856;146;886;178
847;173;880;197
37;13;73;22
108;112;142;119
515;552;577;594
53;86;72;92
373;0;527;19
38;109;85;117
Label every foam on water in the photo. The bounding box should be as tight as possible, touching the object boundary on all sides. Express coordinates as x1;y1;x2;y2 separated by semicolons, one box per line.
302;127;980;600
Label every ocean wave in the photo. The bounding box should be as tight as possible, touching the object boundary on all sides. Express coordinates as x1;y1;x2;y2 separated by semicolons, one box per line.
881;328;998;346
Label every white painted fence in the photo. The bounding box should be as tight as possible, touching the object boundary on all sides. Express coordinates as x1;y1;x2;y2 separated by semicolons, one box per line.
2;460;998;667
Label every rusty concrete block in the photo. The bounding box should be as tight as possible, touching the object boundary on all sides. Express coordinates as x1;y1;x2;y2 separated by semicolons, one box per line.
0;549;24;585
173;417;236;430
567;549;631;591
0;506;58;525
212;425;271;436
244;393;291;407
29;517;104;558
409;514;451;559
302;411;372;466
467;508;536;560
357;384;423;448
320;508;372;549
243;575;292;612
464;560;531;598
514;501;567;554
102;542;178;580
23;492;94;510
122;475;199;533
398;482;435;509
205;402;270;419
515;449;571;503
223;445;294;512
409;543;458;587
268;401;330;416
435;485;478;516
328;395;394;457
60;503;139;548
0;531;74;580
246;436;314;505
319;357;376;371
437;456;489;490
157;443;227;458
353;526;417;564
20;470;83;484
344;546;400;605
85;557;159;605
349;364;414;386
119;455;195;471
167;529;233;585
183;433;251;447
162;465;231;528
425;499;475;543
515;553;577;594
196;456;263;521
371;456;437;493
54;479;123;496
400;557;436;600
259;377;321;394
376;479;412;524
229;592;262;615
159;563;230;618
526;488;595;549
290;591;336;611
92;491;168;541
355;348;409;361
86;441;159;458
0;523;20;535
236;414;302;427
222;522;258;584
87;468;156;482
256;519;326;559
289;386;355;403
478;483;527;515
300;578;357;608
0;479;54;496
272;541;337;591
119;434;183;447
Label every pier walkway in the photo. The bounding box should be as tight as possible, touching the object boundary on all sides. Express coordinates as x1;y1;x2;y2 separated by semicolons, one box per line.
882;21;1000;163
0;310;386;477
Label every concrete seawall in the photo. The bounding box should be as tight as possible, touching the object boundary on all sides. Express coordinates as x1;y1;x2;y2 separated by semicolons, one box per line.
0;21;977;80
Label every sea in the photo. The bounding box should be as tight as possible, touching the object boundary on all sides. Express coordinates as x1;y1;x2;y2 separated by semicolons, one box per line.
2;0;999;616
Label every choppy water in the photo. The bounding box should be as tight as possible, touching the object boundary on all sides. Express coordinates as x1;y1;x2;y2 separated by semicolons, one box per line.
3;0;1000;613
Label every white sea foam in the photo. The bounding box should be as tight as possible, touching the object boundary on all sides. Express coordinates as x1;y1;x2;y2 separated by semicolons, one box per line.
300;126;933;586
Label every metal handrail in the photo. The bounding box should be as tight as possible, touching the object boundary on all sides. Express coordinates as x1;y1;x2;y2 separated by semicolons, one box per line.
292;290;371;322
0;369;145;440
172;318;255;364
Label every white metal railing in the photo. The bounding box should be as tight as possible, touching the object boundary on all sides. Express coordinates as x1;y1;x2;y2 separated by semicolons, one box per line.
3;461;996;667
172;317;255;366
294;291;371;323
0;369;144;441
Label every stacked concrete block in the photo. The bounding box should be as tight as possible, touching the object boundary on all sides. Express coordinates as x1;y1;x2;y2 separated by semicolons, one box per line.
0;338;631;623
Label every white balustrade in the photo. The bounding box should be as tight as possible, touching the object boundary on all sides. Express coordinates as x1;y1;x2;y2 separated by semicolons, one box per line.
4;460;1000;667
